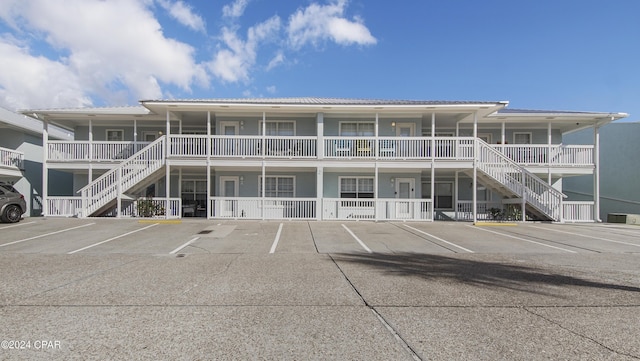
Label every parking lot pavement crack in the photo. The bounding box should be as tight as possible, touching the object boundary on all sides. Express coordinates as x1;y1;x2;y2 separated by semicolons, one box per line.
19;259;143;303
523;307;640;359
329;254;423;361
307;221;319;253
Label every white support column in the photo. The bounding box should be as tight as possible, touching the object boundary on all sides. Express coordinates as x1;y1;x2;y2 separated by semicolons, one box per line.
133;118;137;147
165;110;171;219
207;111;211;218
316;167;323;220
521;168;526;222
42;118;49;217
430;113;435;213
165;164;170;219
261;161;266;220
472;112;478;223
594;123;602;222
374;113;379;160
501;122;506;149
317;112;324;159
262;112;266;158
88;118;93;185
454;171;459;221
547;121;552;184
116;167;122;218
374;162;379;221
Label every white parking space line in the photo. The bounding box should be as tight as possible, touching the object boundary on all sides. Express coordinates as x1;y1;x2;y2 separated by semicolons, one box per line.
469;225;577;253
170;236;200;255
404;224;474;253
269;223;283;254
341;224;373;253
530;225;640;248
0;223;95;248
0;221;36;230
68;223;159;254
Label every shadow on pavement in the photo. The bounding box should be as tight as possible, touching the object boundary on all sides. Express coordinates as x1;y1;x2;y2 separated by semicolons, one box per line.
332;253;640;295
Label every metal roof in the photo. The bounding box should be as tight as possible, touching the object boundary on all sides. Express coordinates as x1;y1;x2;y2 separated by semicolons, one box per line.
497;108;627;117
140;97;506;106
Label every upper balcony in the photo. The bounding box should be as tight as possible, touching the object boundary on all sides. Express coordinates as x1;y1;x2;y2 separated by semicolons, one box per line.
0;146;24;178
46;135;595;167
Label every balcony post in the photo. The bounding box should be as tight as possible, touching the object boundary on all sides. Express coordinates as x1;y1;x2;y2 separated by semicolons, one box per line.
207;111;211;218
593;123;602;222
116;166;122;218
547;121;552;184
430;113;435;213
88;118;93;185
472;111;478;223
316;167;323;220
42;117;49;217
262;112;266;158
261;161;266;220
317;112;324;159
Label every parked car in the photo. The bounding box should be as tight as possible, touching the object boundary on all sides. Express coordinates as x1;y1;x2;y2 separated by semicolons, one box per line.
0;182;26;223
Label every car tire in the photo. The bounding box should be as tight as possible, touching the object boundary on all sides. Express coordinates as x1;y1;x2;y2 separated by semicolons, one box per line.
1;205;22;223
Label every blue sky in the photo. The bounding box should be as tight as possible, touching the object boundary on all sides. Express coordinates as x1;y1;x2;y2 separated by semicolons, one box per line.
0;0;638;120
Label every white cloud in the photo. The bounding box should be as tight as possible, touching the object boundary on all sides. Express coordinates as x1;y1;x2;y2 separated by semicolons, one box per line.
0;0;208;109
209;16;281;83
157;0;206;33
266;85;276;94
287;0;376;48
266;52;285;71
0;38;92;109
223;0;250;18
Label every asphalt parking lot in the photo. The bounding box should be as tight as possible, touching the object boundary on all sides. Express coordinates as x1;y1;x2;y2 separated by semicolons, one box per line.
1;218;639;360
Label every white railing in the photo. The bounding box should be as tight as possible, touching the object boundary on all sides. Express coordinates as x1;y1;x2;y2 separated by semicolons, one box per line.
48;141;89;161
0;146;24;169
324;137;433;159
117;198;182;219
493;144;594;166
79;136;166;216
563;201;594;222
48;141;150;161
170;135;209;157
456;201;504;221
47;196;82;217
45;137;596;167
205;136;317;158
210;197;317;219
477;139;565;221
323;136;475;160
322;198;433;221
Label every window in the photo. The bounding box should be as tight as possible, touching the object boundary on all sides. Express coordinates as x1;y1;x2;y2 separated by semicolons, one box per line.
181;180;207;208
259;176;295;198
478;133;492;144
421;182;453;209
340;177;374;198
106;129;124;141
142;131;159;142
513;132;532;144
340;122;374;136
262;121;295;136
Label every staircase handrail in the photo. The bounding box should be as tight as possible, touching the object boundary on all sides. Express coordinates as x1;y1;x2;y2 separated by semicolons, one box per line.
79;136;166;215
476;139;566;220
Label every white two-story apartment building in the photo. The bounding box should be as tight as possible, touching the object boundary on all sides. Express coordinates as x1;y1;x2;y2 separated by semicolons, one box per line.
25;98;627;222
1;106;72;217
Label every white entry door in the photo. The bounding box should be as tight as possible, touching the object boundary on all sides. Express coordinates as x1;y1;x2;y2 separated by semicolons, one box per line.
395;178;415;219
396;123;415;137
220;122;239;136
219;176;239;217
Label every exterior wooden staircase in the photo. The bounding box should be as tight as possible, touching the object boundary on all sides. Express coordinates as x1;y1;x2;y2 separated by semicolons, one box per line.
470;139;566;221
78;136;166;217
